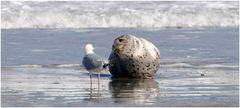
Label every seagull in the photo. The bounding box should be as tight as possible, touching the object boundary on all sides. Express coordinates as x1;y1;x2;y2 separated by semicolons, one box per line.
82;44;107;90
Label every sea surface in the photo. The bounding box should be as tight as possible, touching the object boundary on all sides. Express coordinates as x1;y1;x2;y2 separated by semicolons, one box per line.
1;27;239;66
1;1;239;107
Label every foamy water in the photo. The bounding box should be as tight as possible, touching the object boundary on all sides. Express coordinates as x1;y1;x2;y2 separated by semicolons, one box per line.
1;1;239;29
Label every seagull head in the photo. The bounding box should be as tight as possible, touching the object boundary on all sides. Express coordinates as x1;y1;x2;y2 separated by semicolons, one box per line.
85;44;96;54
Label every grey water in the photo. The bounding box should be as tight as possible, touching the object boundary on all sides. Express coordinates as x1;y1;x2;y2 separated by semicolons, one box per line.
1;27;239;66
1;27;239;107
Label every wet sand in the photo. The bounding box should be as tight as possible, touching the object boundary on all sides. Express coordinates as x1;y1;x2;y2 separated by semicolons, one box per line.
1;65;239;107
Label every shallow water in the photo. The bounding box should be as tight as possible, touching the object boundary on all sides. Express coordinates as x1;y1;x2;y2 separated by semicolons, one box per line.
1;27;239;66
1;65;238;107
1;27;239;107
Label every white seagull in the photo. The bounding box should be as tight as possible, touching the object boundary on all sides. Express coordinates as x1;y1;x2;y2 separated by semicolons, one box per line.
82;44;107;88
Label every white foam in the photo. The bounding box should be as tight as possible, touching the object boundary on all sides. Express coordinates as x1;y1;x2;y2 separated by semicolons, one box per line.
161;62;239;70
9;64;81;68
18;64;43;68
31;49;49;53
5;63;237;70
1;1;239;29
54;64;81;68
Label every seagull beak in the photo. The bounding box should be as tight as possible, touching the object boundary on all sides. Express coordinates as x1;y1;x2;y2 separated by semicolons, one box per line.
93;47;96;52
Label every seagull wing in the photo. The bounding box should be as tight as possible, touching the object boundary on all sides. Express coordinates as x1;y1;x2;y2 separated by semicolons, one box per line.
82;54;104;71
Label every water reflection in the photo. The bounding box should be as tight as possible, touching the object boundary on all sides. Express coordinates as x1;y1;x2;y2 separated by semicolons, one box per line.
109;78;160;105
89;79;101;99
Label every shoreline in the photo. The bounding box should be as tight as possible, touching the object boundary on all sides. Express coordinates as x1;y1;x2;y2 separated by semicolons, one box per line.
2;65;239;107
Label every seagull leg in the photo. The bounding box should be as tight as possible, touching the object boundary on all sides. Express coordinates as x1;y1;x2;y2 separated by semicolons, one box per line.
97;73;100;95
90;73;92;97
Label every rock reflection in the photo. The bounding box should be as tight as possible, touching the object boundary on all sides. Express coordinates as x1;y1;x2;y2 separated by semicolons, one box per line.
109;78;160;105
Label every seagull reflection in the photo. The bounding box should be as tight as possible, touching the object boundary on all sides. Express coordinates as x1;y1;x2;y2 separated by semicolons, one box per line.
86;74;111;100
89;79;101;99
109;78;160;105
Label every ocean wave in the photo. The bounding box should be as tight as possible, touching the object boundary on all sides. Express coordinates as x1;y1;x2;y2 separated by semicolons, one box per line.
3;63;238;70
1;1;239;29
14;64;81;68
160;63;239;70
